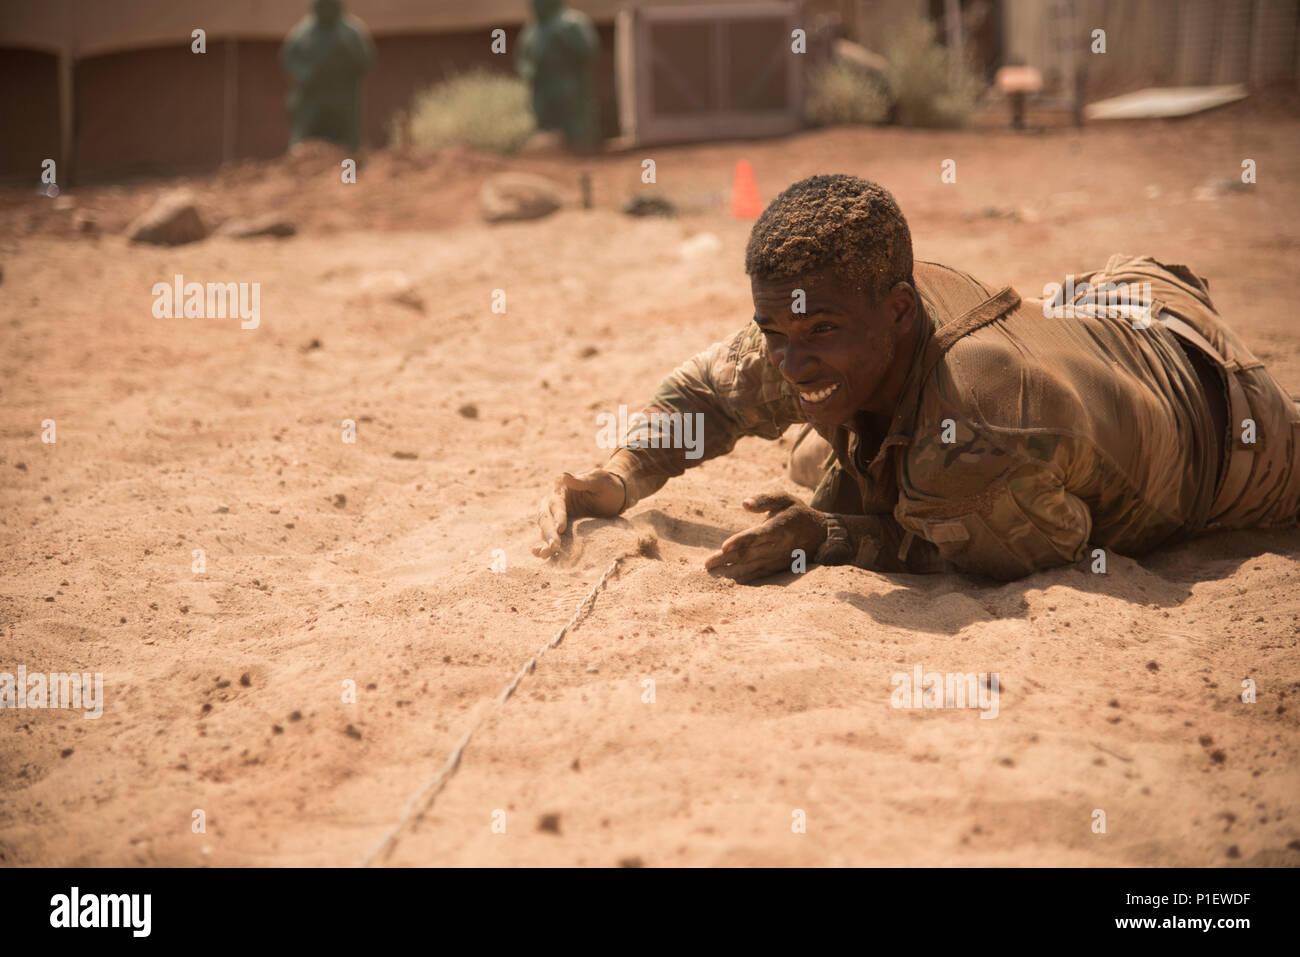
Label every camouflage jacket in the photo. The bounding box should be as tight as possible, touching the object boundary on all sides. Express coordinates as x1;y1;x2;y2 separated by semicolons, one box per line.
604;259;1299;579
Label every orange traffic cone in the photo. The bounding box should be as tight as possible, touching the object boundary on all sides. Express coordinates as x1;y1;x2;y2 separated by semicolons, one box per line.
731;159;763;219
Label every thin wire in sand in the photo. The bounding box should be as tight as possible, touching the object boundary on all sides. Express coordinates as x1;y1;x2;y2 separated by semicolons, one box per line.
359;555;624;867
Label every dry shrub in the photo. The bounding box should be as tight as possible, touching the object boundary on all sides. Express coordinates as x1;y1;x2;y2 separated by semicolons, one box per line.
886;20;985;129
805;60;891;127
402;70;535;154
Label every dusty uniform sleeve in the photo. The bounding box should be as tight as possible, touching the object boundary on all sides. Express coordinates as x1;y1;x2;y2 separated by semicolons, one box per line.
605;325;802;508
891;423;1094;580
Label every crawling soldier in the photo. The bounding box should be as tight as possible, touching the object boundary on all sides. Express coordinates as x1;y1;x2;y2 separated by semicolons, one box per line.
534;175;1300;582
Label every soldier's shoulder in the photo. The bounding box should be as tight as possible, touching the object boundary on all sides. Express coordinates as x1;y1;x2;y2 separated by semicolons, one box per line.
723;323;766;362
939;322;1081;419
707;324;769;388
911;329;1082;473
707;325;794;411
914;260;998;317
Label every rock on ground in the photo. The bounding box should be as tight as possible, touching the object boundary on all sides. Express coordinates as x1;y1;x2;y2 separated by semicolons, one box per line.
216;214;297;239
479;172;572;223
126;189;208;245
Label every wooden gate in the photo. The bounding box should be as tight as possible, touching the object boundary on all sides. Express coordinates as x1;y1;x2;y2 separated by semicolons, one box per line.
615;2;804;145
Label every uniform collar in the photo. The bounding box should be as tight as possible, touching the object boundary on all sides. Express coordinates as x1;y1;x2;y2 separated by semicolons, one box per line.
842;289;938;464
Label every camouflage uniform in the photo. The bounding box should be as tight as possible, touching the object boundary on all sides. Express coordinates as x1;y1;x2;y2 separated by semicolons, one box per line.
604;258;1300;579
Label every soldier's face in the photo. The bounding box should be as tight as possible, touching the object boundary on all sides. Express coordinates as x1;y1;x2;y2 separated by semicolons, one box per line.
751;270;913;426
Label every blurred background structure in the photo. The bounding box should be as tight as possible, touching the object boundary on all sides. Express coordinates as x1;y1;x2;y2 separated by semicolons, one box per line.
2;0;1299;183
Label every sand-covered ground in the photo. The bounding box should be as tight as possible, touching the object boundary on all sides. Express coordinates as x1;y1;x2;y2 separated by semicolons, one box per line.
2;105;1299;866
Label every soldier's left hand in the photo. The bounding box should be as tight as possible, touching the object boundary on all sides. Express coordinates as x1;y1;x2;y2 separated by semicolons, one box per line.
704;491;828;584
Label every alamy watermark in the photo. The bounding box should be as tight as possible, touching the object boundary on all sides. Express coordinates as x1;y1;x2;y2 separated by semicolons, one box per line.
0;666;103;718
50;887;150;937
152;274;260;329
1042;275;1155;328
596;405;704;459
890;664;999;719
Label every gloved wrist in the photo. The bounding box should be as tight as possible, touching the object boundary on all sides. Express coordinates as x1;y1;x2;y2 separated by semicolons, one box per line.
814;513;854;565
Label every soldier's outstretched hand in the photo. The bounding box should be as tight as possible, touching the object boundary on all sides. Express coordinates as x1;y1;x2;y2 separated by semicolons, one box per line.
704;491;828;584
533;469;625;558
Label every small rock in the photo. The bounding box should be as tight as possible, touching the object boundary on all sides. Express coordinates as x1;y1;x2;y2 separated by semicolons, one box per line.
537;813;562;834
618;856;644;867
344;724;362;740
392;451;418;460
354;270;424;312
457;404;478;419
479;172;572;223
621;195;674;217
678;231;722;260
962;205;1019;222
216;213;296;239
578;345;598;359
126;189;208;246
332;493;347;509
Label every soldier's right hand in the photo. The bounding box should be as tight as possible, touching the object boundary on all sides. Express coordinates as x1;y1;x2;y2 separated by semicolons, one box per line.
532;469;626;558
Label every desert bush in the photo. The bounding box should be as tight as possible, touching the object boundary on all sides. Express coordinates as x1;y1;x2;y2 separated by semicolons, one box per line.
885;20;985;129
805;60;891;127
401;70;535;154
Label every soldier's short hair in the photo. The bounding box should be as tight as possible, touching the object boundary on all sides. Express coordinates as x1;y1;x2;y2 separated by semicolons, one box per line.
744;174;914;304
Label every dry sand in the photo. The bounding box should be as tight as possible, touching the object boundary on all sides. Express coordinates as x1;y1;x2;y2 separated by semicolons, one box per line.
2;108;1299;866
